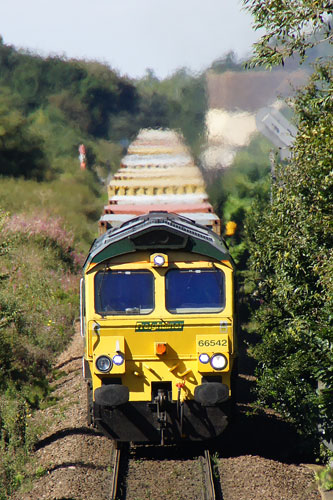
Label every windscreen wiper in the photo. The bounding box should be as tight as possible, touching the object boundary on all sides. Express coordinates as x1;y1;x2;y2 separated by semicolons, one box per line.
97;264;108;312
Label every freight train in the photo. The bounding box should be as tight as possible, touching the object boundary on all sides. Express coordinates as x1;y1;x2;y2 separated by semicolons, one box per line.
81;129;238;444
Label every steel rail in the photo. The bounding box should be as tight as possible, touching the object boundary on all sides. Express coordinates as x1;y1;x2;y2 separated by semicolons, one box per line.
202;449;217;500
109;443;121;500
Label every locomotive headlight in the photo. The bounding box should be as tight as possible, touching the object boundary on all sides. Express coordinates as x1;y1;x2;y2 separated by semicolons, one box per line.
210;353;228;371
154;255;165;266
199;353;210;364
151;253;168;267
113;354;125;366
96;355;112;373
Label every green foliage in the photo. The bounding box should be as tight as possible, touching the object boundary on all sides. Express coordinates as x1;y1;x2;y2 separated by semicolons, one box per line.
209;51;244;73
243;0;332;67
0;217;80;401
0;393;40;499
316;463;333;492
0;41;139;134
0;42;139;187
0;209;79;496
35;465;47;479
0;41;208;184
0;87;47;180
245;63;333;441
0;210;81;496
135;67;207;152
0;176;104;252
0;210;12;258
243;0;333;446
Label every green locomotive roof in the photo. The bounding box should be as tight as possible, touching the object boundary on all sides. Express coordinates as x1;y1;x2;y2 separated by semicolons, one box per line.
83;212;234;271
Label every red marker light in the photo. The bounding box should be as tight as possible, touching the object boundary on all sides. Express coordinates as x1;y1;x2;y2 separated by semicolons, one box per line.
155;343;167;355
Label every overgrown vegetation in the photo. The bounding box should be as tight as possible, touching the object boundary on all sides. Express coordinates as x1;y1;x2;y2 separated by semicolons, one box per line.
243;0;332;449
0;209;81;498
0;175;104;254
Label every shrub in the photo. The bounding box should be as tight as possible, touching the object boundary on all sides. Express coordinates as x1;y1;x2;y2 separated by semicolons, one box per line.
0;395;38;499
245;63;333;443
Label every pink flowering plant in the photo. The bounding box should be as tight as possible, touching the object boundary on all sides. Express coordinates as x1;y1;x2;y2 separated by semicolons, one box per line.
4;213;84;271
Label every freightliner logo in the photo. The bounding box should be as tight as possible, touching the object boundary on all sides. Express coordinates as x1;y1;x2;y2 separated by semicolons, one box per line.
135;320;184;332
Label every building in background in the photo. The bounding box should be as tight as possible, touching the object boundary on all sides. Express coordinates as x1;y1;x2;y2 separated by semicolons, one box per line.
202;70;307;170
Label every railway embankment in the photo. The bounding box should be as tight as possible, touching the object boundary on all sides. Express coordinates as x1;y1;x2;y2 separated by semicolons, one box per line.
11;327;322;500
0;210;81;499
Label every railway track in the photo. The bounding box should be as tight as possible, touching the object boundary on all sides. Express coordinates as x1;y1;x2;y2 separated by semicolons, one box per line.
109;442;222;500
109;442;122;500
201;449;220;500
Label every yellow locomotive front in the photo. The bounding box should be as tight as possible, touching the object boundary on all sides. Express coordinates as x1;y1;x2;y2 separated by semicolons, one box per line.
82;212;238;444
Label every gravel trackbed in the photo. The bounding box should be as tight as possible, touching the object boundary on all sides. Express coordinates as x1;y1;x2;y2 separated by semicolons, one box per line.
12;328;320;500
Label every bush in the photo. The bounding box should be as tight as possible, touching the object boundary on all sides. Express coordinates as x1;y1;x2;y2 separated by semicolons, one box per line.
245;63;333;443
0;87;47;180
0;395;38;499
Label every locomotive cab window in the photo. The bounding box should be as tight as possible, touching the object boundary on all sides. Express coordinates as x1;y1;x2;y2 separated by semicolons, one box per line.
95;270;154;315
165;268;225;313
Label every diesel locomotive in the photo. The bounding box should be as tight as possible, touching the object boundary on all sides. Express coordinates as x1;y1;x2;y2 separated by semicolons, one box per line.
81;130;238;444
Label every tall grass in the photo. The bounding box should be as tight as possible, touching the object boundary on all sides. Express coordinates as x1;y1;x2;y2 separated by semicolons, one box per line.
0;209;83;497
0;173;105;252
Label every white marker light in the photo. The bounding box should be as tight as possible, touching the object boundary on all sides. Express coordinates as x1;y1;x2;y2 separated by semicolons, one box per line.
153;255;165;266
113;354;125;366
199;353;210;364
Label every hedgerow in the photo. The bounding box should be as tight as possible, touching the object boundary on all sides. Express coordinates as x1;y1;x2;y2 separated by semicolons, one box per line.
245;62;333;443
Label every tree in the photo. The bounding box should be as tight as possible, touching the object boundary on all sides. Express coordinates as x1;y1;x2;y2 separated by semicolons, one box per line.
243;1;333;443
0;87;47;180
209;51;243;73
243;0;332;67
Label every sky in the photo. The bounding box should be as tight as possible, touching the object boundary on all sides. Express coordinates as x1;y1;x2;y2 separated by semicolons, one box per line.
0;0;261;79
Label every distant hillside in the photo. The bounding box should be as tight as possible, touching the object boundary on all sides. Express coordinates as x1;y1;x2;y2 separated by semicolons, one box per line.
0;39;208;183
